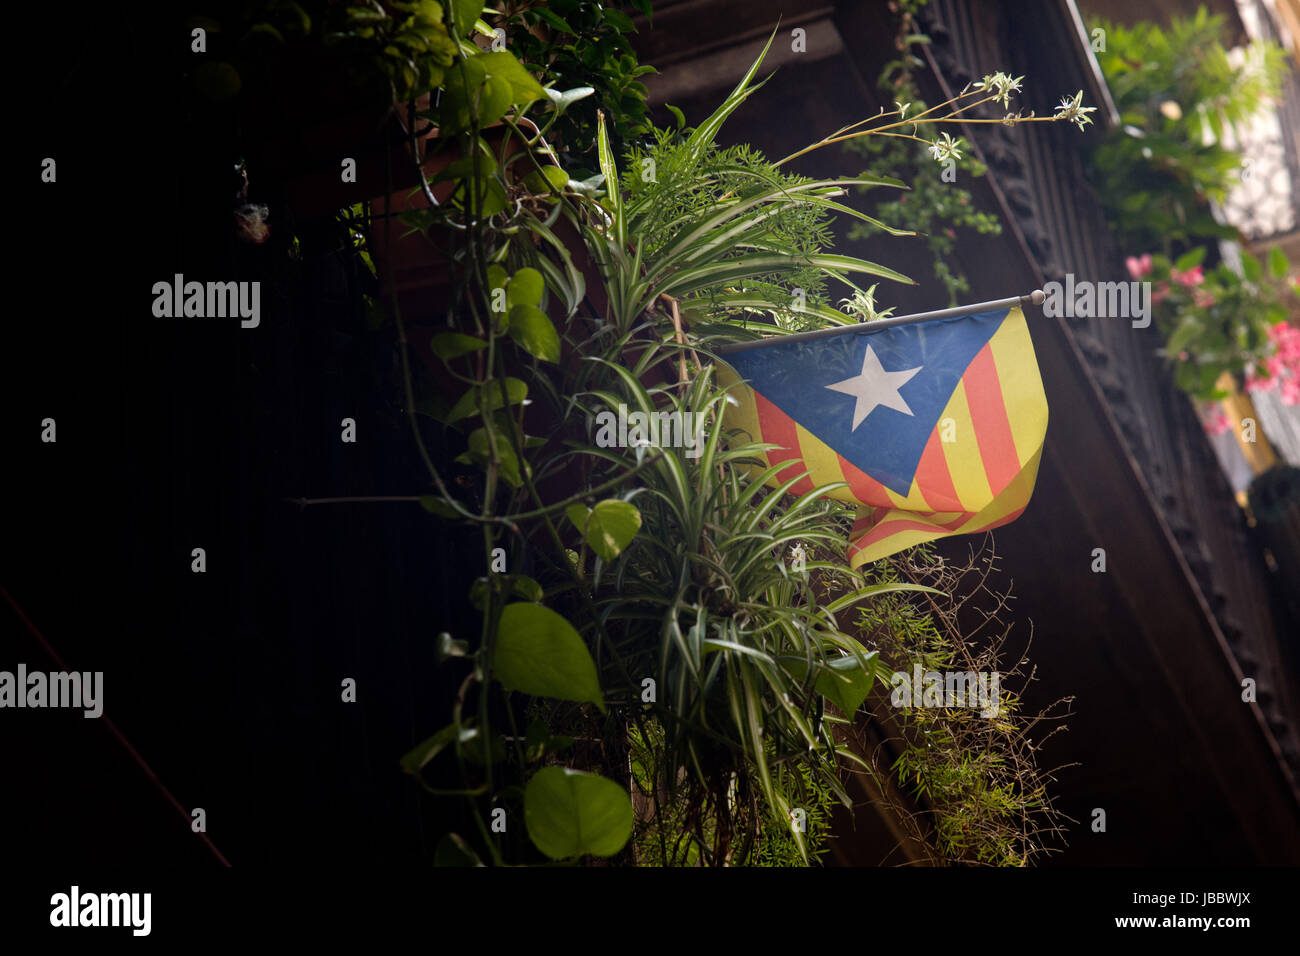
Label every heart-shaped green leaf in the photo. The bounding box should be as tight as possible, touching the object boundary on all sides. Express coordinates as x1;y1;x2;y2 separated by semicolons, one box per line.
782;652;878;717
430;153;496;186
477;74;513;127
494;603;605;712
524;165;570;194
507;267;545;308
447;378;528;421
469;176;509;217
524;767;633;860
473;50;546;104
431;333;487;360
566;500;641;562
815;653;878;716
449;0;485;32
508;304;561;362
457;427;523;487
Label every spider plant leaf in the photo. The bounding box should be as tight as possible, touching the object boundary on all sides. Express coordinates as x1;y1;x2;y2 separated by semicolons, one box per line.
596;111;624;247
824;581;944;614
685;29;777;162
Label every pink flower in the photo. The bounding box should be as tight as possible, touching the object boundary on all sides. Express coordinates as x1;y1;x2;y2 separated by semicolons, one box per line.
1178;350;1190;361
1152;281;1171;304
945;228;956;238
1192;289;1216;308
1255;323;1300;405
1171;265;1204;287
1203;408;1233;436
1245;366;1275;392
1268;321;1300;355
1126;254;1152;279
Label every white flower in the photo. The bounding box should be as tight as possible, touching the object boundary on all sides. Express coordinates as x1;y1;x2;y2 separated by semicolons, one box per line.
927;131;964;164
993;73;1023;108
1054;90;1097;130
977;72;1024;108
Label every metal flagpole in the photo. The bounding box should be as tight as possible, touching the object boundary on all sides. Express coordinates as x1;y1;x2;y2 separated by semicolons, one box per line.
711;289;1046;356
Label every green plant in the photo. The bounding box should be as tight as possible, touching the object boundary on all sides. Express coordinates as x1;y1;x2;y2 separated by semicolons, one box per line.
1088;7;1295;401
492;0;657;169
1090;7;1289;252
850;544;1074;866
334;26;1083;865
389;35;949;865
1128;246;1298;399
330;0;462;101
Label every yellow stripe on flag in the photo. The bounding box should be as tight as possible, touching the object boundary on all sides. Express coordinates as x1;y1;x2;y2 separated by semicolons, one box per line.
956;446;1043;533
793;423;848;493
848;445;1045;567
937;380;993;513
985;308;1048;469
717;366;765;447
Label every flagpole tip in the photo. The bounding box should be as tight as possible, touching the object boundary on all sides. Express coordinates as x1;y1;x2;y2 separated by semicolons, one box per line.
1026;289;1046;306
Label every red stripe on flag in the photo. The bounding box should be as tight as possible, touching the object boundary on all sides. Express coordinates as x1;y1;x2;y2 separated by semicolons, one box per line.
936;512;974;531
891;507;971;531
851;506;889;533
849;507;1030;562
913;427;964;512
963;344;1021;496
755;392;815;495
835;455;896;509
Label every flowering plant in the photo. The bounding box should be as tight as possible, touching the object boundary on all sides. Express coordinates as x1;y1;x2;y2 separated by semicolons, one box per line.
1127;246;1299;401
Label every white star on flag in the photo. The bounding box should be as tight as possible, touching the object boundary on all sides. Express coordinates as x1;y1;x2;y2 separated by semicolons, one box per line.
825;345;923;430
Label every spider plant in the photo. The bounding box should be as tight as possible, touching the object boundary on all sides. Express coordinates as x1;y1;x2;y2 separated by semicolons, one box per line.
560;334;940;862
527;30;917;340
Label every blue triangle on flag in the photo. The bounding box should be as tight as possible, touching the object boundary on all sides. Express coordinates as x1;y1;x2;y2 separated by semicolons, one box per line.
724;309;1008;495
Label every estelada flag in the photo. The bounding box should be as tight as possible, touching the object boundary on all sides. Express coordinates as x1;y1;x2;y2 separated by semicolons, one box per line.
717;306;1048;567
